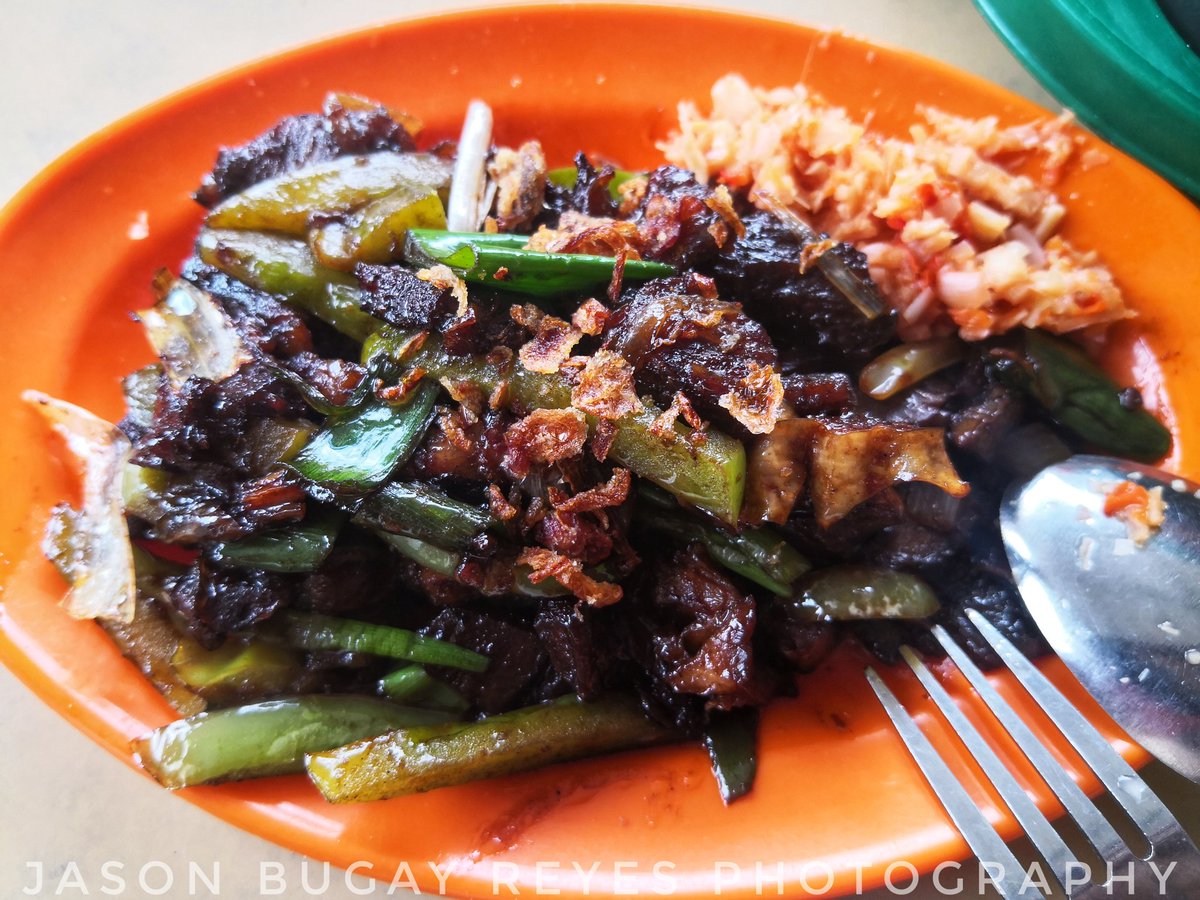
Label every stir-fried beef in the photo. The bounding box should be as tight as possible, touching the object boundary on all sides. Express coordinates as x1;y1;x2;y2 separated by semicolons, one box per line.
625;546;763;725
604;277;779;433
184;262;314;358
87;98;1136;753
195;95;416;207
355;263;458;330
629;167;734;268
542;152;620;219
533;600;606;700
713;206;895;370
164;562;293;649
298;540;406;616
422;608;547;715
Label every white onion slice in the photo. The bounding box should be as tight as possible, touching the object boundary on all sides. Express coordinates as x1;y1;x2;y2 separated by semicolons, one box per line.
445;100;494;232
136;279;250;386
24;392;136;623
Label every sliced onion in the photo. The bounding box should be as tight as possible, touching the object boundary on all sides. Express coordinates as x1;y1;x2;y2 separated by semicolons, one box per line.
135;278;250;385
858;336;964;400
743;418;823;525
757;193;887;319
445;99;494;232
810;425;969;528
24;392;136;623
1005;222;1047;266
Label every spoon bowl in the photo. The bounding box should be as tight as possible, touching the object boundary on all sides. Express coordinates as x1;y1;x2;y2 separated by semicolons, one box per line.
1001;455;1200;783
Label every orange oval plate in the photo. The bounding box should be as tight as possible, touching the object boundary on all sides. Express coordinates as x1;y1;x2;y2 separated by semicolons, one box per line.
1;6;1198;898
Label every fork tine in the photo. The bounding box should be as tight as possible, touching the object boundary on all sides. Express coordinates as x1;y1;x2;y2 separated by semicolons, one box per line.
932;620;1128;861
900;645;1081;893
963;610;1189;847
866;667;1047;900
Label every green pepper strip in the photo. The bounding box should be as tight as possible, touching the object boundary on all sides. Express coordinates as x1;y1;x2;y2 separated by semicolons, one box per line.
279;611;489;673
637;485;810;595
794;565;940;620
378;665;471;714
290;382;438;499
133;695;453;789
1007;329;1171;462
197;229;382;342
209;511;344;574
354;480;494;551
205;151;453;236
305;695;672;802
199;231;745;522
704;707;759;805
403;229;675;297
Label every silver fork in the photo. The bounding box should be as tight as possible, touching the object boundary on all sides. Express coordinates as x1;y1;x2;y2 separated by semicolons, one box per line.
867;609;1200;899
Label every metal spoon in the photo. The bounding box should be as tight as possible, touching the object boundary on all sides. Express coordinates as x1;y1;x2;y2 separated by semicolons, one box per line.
1001;454;1200;784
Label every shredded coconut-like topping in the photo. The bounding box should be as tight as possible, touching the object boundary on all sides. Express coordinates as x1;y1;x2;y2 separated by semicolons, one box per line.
717;362;784;435
516;546;623;607
502;407;589;478
571;349;643;420
518;313;582;375
571;298;611;336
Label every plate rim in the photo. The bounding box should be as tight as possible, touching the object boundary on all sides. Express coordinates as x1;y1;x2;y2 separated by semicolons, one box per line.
1;4;1190;897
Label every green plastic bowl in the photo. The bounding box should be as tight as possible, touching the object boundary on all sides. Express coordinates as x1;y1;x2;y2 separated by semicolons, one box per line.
974;0;1200;198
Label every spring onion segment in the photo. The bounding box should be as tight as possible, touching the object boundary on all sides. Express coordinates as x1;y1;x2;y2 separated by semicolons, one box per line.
354;480;494;551
279;611;489;673
133;696;453;788
404;229;674;296
306;696;670;802
637;486;809;596
209;511;344;573
378;665;470;713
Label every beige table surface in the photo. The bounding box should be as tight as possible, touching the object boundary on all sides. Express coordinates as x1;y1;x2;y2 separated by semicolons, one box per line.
1;2;1196;898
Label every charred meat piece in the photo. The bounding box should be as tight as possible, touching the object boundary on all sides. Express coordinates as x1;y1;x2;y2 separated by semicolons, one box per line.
357;263;527;357
533;600;605;700
713;206;894;370
298;539;406;616
421;608;546;715
405;407;510;488
163;562;293;649
542;152;620;220
195;95;416;207
782;372;857;416
604;277;779;433
133;363;305;474
184;261;314;358
631;166;736;268
635;545;763;714
762;607;838;673
355;263;458;331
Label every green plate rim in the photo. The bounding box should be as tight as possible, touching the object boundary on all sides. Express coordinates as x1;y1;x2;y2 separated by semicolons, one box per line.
973;0;1200;199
